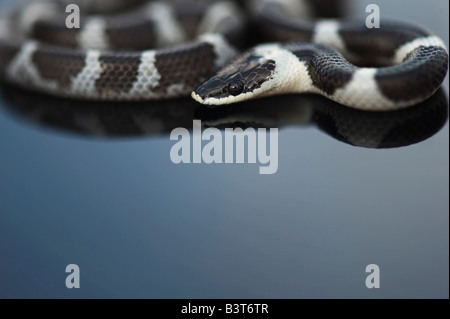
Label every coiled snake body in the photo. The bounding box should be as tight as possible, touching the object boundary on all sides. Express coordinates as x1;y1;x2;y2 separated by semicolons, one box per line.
0;0;448;111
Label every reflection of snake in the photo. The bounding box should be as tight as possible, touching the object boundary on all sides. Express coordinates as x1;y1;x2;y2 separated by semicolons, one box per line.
1;82;447;148
0;0;448;111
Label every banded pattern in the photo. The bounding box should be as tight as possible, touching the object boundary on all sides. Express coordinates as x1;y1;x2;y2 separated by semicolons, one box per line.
0;0;244;100
0;0;448;111
193;0;448;111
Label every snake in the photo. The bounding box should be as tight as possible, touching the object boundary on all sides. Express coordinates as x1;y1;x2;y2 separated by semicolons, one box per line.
0;0;448;111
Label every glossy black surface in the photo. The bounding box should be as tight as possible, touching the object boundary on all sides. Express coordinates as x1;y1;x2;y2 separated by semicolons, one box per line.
0;0;448;298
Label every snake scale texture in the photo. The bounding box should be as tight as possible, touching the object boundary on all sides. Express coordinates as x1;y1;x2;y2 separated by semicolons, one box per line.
0;0;448;111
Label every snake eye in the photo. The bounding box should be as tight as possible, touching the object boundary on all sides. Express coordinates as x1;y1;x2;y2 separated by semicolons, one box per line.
228;80;244;96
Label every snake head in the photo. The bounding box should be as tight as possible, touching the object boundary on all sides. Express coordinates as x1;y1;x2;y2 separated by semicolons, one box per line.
192;50;277;105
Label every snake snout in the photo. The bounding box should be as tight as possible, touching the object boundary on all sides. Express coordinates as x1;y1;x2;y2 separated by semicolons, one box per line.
192;76;229;104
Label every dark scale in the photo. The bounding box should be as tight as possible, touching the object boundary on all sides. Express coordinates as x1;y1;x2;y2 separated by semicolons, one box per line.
338;21;430;62
106;21;157;51
32;20;80;48
153;42;217;97
95;53;141;95
376;46;449;102
32;44;86;88
287;43;355;95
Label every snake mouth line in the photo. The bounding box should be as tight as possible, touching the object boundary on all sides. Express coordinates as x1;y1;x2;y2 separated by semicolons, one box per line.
191;91;257;106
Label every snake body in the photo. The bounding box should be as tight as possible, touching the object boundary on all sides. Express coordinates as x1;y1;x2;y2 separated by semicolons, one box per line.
0;0;448;111
0;0;244;100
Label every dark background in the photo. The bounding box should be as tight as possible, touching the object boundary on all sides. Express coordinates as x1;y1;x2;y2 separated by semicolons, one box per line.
0;0;448;298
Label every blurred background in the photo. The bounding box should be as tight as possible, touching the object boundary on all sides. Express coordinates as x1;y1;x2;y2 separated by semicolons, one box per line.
0;0;448;298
